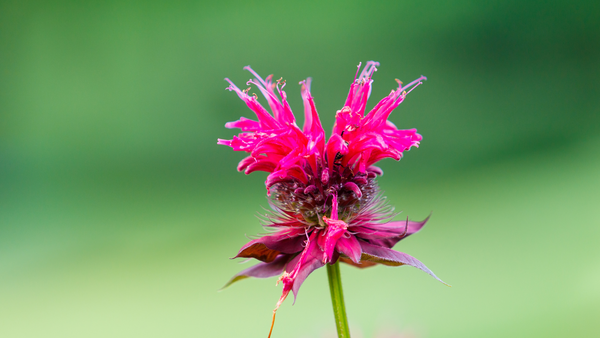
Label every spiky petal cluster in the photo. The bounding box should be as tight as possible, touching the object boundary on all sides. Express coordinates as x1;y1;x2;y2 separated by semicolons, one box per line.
219;62;444;335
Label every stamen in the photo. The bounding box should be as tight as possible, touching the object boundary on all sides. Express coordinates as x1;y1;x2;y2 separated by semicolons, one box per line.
277;78;286;91
354;62;362;82
357;61;380;82
243;65;268;86
399;75;427;93
404;81;422;96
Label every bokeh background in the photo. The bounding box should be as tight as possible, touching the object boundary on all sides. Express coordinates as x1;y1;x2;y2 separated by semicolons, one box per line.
1;1;599;337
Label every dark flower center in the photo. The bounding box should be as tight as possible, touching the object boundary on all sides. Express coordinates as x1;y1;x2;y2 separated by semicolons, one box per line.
270;166;379;225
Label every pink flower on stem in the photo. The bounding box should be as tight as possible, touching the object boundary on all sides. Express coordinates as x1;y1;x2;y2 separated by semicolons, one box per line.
219;62;445;337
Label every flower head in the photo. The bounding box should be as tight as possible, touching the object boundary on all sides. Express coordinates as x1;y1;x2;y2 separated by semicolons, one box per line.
219;62;445;336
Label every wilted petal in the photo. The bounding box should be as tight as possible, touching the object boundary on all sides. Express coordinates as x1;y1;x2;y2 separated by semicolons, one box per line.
222;254;291;289
269;231;326;305
339;257;377;268
291;246;325;301
359;241;447;285
234;242;281;263
234;229;307;262
353;216;429;248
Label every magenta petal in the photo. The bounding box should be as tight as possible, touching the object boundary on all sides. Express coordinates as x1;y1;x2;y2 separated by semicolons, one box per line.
281;233;326;303
325;133;348;171
343;182;362;198
222;254;291;290
224;116;260;131
217;138;231;146
237;156;256;172
246;161;276;174
335;235;362;263
367;165;384;176
291;253;325;302
359;241;447;285
300;79;324;133
322;205;349;263
323;226;346;263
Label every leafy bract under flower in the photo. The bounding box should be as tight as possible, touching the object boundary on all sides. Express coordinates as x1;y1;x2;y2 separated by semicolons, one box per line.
218;62;445;337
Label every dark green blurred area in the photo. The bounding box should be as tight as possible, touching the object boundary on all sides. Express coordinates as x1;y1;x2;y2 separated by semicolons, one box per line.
1;1;599;337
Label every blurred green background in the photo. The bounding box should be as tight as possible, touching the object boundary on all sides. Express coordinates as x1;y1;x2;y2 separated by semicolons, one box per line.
1;1;599;337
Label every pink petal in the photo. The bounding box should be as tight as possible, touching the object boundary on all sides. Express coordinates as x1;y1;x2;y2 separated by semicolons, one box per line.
326;132;348;171
217;138;232;147
224;116;260;131
226;78;281;129
323;222;347;263
335;235;362;263
245;161;276;174
300;78;325;148
236;156;256;172
367;165;384;176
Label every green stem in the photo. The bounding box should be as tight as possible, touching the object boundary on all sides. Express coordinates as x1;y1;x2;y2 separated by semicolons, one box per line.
326;261;351;338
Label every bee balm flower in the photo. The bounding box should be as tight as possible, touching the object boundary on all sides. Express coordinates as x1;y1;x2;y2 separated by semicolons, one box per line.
219;62;444;336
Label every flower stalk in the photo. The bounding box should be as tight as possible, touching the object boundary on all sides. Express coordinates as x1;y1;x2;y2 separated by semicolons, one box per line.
327;261;351;338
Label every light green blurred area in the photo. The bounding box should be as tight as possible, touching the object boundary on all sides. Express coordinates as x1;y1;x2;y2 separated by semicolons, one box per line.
1;1;599;337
